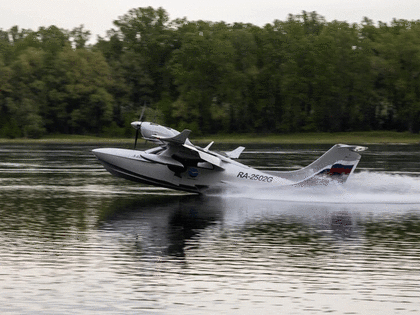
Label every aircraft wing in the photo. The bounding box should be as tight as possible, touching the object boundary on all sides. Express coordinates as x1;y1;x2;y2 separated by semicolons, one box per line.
141;128;224;169
156;129;224;168
183;143;223;168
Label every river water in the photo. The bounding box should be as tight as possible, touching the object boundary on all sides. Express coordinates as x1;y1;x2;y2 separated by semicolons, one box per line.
0;143;420;314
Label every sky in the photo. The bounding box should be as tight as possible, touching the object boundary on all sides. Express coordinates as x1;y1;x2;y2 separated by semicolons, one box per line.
1;0;420;42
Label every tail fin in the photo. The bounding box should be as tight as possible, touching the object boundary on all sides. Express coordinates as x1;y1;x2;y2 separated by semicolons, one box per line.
294;144;367;186
269;144;367;186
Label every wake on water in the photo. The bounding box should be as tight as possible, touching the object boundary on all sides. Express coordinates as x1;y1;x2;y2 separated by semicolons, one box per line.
219;171;420;205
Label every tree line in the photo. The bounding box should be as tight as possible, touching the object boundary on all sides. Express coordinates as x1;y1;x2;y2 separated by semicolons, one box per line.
1;7;420;138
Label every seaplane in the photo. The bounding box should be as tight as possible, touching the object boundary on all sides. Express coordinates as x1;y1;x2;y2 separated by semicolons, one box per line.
93;117;367;194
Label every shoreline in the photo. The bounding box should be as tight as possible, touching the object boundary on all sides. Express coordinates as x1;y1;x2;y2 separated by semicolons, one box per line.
0;131;419;145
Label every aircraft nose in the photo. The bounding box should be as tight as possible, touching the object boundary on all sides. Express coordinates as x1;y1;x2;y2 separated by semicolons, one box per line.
92;148;102;159
92;148;131;163
92;148;112;162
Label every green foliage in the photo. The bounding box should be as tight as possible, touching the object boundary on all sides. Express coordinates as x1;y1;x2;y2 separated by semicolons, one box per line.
69;25;91;49
1;8;420;139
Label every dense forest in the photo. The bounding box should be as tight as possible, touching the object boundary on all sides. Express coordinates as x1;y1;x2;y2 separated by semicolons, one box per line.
1;7;420;138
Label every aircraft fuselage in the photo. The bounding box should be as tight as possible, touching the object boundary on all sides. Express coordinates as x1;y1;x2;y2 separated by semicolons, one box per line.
93;148;289;194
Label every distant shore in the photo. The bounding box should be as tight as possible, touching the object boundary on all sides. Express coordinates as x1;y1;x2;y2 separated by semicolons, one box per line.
1;131;419;145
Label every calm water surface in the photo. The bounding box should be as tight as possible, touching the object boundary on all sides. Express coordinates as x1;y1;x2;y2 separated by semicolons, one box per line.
1;143;420;314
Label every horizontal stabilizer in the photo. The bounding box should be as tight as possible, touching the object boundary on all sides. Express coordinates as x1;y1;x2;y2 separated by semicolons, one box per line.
226;146;245;159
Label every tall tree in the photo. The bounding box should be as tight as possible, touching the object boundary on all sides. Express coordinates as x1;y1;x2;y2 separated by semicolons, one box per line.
69;24;91;49
113;7;176;105
46;48;114;134
7;47;46;137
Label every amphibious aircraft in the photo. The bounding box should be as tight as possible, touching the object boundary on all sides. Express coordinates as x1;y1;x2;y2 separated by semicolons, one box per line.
93;119;367;194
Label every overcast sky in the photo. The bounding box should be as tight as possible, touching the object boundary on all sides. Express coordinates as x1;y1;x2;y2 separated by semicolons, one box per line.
1;0;419;41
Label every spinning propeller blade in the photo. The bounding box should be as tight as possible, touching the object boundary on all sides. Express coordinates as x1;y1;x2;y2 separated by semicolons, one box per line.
133;105;146;149
134;128;139;149
139;105;146;121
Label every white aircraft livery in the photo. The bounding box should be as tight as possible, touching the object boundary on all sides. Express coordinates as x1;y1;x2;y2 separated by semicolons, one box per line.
93;119;367;194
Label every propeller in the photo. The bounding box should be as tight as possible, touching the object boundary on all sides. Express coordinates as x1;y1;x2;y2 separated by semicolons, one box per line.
133;106;146;149
134;128;139;149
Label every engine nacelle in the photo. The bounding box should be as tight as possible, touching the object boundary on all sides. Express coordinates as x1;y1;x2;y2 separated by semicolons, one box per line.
131;121;181;143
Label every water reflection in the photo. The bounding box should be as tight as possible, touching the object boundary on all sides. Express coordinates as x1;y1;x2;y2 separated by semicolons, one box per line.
98;195;223;258
98;194;420;260
92;195;420;314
